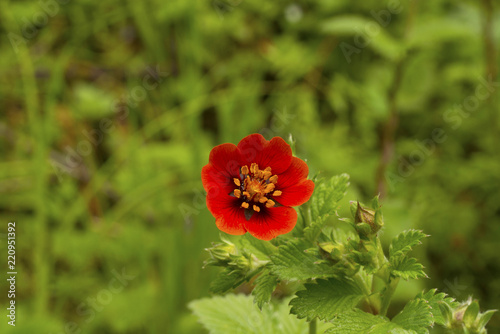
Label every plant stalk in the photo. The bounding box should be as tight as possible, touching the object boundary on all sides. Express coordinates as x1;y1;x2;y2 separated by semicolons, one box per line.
379;277;400;317
309;318;317;334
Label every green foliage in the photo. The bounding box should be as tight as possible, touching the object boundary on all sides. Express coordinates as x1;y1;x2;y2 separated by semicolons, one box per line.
324;310;389;334
289;277;364;321
391;299;433;334
324;301;434;334
389;230;428;259
415;289;458;326
251;269;278;310
390;257;427;280
209;268;247;294
269;239;336;281
305;174;349;241
389;230;428;280
310;174;350;219
189;294;331;334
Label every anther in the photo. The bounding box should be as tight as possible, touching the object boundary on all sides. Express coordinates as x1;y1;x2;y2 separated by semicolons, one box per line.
265;200;275;208
272;190;282;197
264;183;275;193
269;175;278;184
253;205;260;212
241;166;249;175
234;189;241;198
241;202;249;209
259;196;268;203
233;178;241;187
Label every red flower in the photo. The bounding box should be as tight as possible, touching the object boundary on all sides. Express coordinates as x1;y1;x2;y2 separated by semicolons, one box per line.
201;134;315;240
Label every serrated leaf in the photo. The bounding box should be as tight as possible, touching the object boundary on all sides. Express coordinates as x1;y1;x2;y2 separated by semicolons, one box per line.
270;239;337;281
289;277;364;321
323;309;388;333
415;289;458;325
369;323;416;334
390;257;427;280
189;295;331;334
392;299;433;334
239;234;277;261
305;174;349;241
220;233;276;261
252;269;278;310
310;174;349;219
209;268;247;294
390;230;428;259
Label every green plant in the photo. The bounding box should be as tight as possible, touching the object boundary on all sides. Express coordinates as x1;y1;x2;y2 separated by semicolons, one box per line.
191;146;496;333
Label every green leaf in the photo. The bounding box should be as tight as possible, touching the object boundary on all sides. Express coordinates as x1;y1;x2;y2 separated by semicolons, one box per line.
220;233;276;262
289;277;364;321
189;294;331;334
390;257;427;280
415;289;458;326
209;268;247;294
323;309;388;333
252;269;278;310
310;174;349;219
389;230;428;259
305;174;349;241
270;239;337;281
463;300;480;327
477;309;497;330
368;323;416;334
239;234;277;261
392;298;433;334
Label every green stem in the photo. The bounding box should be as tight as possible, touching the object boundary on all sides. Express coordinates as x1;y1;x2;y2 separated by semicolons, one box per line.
309;318;317;334
379;277;400;317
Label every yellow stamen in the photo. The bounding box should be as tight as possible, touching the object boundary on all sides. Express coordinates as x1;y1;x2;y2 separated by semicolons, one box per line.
234;164;280;207
250;163;259;174
265;200;275;208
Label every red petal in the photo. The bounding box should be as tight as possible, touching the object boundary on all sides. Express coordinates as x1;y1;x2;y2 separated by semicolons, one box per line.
244;206;297;240
206;194;246;235
275;179;315;207
275;157;314;206
237;134;292;174
208;143;245;177
202;164;235;196
277;157;309;188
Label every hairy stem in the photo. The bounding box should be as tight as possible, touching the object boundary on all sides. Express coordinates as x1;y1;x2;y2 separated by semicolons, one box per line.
379;277;400;317
309;318;317;334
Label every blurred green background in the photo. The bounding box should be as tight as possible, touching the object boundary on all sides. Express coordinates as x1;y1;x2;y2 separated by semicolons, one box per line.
0;0;499;333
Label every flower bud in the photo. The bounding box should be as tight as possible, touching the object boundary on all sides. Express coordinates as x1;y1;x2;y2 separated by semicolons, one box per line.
228;254;250;270
440;297;497;334
205;242;237;266
350;197;384;238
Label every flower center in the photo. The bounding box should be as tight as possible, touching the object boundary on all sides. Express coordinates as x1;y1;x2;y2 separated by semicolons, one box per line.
232;163;282;212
